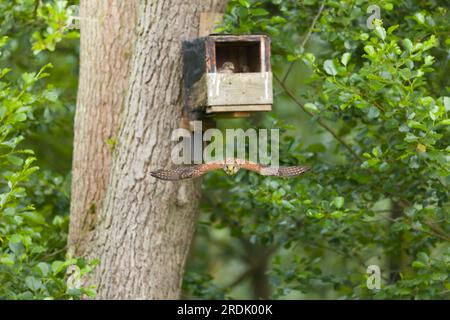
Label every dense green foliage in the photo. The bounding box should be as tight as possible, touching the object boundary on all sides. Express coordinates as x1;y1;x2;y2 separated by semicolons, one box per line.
0;0;448;299
0;0;95;299
186;0;449;299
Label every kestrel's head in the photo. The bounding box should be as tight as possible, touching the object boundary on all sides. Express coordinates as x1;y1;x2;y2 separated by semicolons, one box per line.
223;164;240;176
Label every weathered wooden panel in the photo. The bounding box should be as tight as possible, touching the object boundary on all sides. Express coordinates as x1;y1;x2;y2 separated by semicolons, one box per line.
182;38;207;92
185;73;208;111
206;104;272;113
210;111;251;118
206;72;273;106
199;13;223;37
210;34;267;42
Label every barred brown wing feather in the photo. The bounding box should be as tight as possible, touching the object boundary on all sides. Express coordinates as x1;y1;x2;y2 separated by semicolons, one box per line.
198;162;224;173
239;161;265;173
259;165;311;177
150;162;224;181
150;167;196;181
277;166;311;177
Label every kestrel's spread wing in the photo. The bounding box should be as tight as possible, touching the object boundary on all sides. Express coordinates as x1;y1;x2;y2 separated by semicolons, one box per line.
150;158;310;181
237;160;311;177
150;161;223;181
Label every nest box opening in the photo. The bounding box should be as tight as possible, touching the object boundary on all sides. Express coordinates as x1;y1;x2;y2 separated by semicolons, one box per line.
215;41;262;73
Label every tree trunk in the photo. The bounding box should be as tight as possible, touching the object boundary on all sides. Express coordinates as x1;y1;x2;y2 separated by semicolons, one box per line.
243;242;271;299
69;0;138;256
388;202;408;283
69;0;228;299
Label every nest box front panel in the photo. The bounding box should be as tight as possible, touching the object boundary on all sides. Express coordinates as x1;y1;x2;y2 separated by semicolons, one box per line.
206;72;273;106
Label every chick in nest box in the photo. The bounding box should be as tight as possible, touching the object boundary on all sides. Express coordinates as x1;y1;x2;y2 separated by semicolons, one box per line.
218;61;236;74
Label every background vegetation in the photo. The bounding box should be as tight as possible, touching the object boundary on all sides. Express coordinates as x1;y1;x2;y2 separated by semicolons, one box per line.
0;0;448;299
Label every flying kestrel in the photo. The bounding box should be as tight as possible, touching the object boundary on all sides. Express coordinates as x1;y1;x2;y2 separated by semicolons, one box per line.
150;158;310;181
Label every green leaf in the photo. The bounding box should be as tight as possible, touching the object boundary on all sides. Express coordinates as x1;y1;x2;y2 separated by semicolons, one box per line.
363;45;376;57
51;261;65;275
437;119;450;126
0;255;14;266
6;155;24;166
387;25;399;34
43;89;59;102
84;288;97;298
402;39;413;52
14;113;27;122
0;68;11;79
271;16;287;24
414;12;425;25
412;261;426;268
332;197;345;209
0;106;6;118
0;36;8;48
407;120;426;131
21;72;36;85
302;53;316;64
372;146;381;157
9;238;24;255
374;26;386;41
36;262;50;277
304;103;319;113
21;211;47;225
341;53;351;67
360;33;369;41
323;60;338;76
25;276;43;292
383;3;394;11
238;0;250;8
251;8;269;16
417;252;429;264
367;106;380;119
442;97;449;111
331;210;344;218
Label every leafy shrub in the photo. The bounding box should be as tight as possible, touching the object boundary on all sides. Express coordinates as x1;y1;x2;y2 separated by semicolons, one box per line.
0;1;97;300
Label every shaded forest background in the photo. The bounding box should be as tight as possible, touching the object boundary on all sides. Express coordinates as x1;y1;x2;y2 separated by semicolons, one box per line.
0;0;448;299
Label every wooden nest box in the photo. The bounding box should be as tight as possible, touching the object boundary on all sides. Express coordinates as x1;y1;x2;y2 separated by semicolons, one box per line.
182;34;273;118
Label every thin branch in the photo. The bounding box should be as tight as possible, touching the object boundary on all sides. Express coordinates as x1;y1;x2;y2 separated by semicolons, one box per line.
35;245;67;260
303;242;390;279
377;214;450;242
274;74;363;162
227;265;254;289
282;0;326;83
33;0;41;17
421;221;450;242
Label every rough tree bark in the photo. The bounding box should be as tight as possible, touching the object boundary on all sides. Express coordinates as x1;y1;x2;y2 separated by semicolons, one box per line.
69;0;138;256
69;0;228;299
